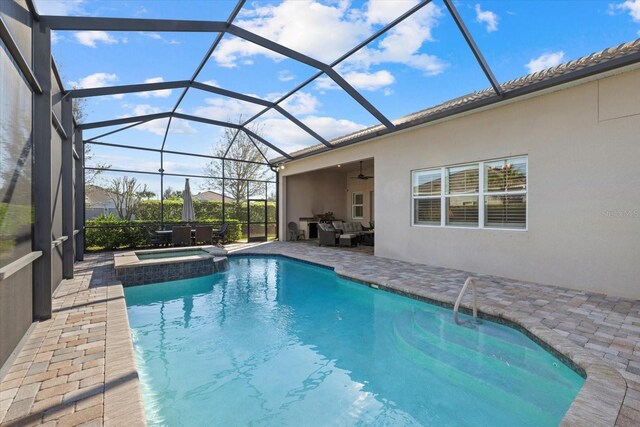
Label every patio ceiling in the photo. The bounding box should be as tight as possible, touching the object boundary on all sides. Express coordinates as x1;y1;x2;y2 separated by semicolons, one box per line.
24;0;640;167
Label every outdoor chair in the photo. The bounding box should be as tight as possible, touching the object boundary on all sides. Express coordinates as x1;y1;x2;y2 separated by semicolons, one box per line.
195;225;213;245
318;223;339;246
288;222;305;241
172;226;192;246
213;223;229;246
146;229;166;247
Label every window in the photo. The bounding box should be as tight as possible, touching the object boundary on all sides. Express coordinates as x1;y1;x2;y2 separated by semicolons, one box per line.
352;192;364;219
484;157;527;228
446;164;479;227
412;156;527;230
412;169;441;225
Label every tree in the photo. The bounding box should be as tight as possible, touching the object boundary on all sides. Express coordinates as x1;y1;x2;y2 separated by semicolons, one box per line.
163;187;182;200
203;125;272;201
137;186;156;200
203;125;273;220
107;176;144;221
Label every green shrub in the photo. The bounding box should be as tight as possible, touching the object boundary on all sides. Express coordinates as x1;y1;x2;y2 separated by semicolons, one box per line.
134;200;275;223
85;215;242;250
85;215;152;250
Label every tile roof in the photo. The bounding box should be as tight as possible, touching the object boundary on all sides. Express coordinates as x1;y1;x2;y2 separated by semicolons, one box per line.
276;38;640;162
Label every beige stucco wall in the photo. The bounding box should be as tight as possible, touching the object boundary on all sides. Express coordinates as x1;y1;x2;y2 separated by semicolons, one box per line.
285;168;348;222
279;67;640;299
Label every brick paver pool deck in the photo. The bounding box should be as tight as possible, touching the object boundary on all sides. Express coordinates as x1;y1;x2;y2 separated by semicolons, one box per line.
1;241;638;426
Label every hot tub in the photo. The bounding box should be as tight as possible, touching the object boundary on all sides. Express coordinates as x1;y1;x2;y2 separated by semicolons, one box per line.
114;246;229;286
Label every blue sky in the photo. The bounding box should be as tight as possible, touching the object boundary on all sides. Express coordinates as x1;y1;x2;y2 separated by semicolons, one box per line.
35;0;640;196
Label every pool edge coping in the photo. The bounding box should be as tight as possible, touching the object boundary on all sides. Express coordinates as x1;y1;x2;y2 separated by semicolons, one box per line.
230;251;627;426
104;282;147;426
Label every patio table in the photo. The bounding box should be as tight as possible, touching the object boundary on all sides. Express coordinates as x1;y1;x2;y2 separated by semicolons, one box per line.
154;229;220;246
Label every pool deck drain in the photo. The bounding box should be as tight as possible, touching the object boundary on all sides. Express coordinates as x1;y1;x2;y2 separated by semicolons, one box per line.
0;241;638;426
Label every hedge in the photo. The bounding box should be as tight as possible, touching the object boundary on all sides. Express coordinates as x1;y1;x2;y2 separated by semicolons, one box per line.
134;200;276;222
85;215;242;250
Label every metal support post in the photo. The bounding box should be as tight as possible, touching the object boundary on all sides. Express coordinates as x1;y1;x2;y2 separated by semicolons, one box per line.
75;129;84;260
32;21;53;320
61;97;74;278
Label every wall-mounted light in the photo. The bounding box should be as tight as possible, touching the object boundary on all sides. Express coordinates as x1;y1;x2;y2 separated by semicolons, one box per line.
337;164;341;168
279;164;285;170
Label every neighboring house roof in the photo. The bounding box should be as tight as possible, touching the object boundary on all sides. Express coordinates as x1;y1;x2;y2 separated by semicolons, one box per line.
85;185;115;207
193;190;223;202
277;38;640;162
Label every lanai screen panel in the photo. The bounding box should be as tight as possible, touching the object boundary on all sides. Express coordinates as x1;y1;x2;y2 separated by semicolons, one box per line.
0;30;33;266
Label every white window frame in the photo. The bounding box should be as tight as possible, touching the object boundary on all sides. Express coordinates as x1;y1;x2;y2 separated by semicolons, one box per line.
412;169;442;226
445;163;480;228
411;156;528;231
352;192;364;220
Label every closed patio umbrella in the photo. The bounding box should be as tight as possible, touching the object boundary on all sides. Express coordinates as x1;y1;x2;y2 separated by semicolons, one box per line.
182;178;195;223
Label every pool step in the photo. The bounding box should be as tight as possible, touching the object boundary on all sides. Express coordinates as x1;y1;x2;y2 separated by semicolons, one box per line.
410;309;567;382
392;312;575;421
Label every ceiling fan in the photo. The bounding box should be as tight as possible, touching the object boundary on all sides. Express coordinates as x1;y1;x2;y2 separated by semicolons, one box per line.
350;161;374;180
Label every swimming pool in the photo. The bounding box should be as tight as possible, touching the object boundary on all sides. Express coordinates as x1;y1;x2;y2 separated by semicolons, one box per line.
124;256;584;426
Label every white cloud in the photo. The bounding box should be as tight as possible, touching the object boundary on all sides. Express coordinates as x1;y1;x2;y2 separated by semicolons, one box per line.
610;1;640;21
278;70;296;82
193;97;264;123
136;77;173;98
315;69;395;91
51;30;61;44
69;72;118;89
139;32;181;45
125;105;196;136
213;1;445;94
141;32;162;40
475;4;499;32
346;4;447;76
34;0;85;15
201;80;219;87
74;31;118;48
525;51;565;73
366;1;419;25
68;72;125;99
345;70;395;91
214;0;370;66
280;92;320;115
257;115;365;153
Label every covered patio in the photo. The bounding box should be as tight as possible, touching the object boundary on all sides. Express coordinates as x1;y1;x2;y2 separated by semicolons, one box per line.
284;158;374;247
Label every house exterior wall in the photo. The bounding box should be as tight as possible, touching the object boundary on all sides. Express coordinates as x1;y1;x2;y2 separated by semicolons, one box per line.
279;67;640;299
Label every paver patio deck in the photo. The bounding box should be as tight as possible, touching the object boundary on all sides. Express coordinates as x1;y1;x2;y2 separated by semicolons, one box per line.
0;241;638;426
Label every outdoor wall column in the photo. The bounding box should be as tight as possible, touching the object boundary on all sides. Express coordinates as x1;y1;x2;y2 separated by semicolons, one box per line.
275;170;280;240
62;97;74;278
278;174;286;241
221;160;226;223
32;21;53;320
74;129;84;260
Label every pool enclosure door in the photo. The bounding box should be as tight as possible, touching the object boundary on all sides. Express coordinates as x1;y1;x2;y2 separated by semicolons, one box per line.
248;199;268;242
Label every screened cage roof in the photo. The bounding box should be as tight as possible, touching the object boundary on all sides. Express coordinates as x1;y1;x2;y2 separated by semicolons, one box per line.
33;0;640;165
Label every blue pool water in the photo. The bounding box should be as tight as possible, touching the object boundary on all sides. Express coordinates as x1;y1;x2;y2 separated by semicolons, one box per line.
124;256;584;426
